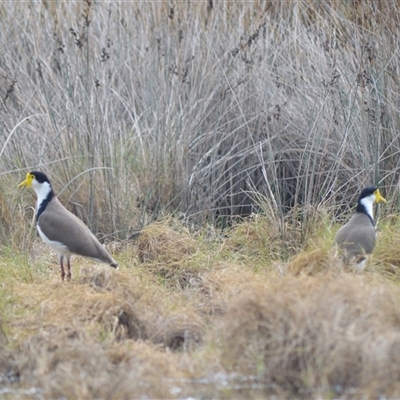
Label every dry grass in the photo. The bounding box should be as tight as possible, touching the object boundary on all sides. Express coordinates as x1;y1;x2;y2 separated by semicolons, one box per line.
137;217;197;265
0;214;399;398
2;1;400;398
217;273;400;398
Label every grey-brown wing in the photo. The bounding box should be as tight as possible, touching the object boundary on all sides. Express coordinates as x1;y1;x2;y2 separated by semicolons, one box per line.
335;214;376;257
38;199;113;263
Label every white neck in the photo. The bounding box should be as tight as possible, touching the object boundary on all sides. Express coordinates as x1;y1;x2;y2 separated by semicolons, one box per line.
360;195;374;220
32;180;52;210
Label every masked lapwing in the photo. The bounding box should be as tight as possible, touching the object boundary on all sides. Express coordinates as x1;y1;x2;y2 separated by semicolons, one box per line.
335;186;386;269
18;171;118;281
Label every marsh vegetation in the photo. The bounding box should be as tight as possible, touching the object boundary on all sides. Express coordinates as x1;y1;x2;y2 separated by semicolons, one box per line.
1;1;400;398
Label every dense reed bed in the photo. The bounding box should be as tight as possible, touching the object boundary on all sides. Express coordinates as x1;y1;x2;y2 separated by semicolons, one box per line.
0;0;399;241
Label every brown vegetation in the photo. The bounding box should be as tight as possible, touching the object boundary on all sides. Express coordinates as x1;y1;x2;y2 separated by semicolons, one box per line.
0;215;399;398
1;0;399;237
1;0;400;398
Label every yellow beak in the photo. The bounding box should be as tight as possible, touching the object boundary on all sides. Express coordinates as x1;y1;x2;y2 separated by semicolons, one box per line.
374;189;386;204
18;173;33;188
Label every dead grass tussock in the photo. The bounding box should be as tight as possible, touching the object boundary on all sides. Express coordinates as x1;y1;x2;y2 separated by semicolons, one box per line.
285;246;342;276
104;343;189;400
9;263;207;350
137;218;197;264
0;317;16;385
148;311;204;351
191;262;276;319
0;176;31;249
217;274;400;396
136;218;211;289
10;281;132;343
16;329;186;399
300;207;336;248
3;263;212;398
202;263;270;297
3;212;400;397
227;214;301;263
225;208;334;268
371;215;400;279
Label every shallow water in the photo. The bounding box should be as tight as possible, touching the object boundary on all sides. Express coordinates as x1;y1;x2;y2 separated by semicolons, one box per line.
166;373;280;399
0;387;43;400
0;373;362;399
0;374;273;400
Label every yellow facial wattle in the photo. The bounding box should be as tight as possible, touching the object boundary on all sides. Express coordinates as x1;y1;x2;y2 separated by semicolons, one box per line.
374;189;386;204
18;172;34;188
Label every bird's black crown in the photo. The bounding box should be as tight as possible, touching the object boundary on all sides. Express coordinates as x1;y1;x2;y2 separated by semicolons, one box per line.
358;186;377;201
30;171;51;184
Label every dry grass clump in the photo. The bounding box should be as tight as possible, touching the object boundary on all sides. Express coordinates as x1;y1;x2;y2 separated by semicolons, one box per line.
137;218;197;265
2;264;210;398
227;214;300;263
227;208;335;268
372;215;400;278
136;218;207;289
11;265;206;350
9;273;145;344
148;312;204;351
200;264;270;299
190;263;273;321
15;330;185;399
217;274;400;397
0;176;31;250
285;247;338;276
3;212;400;397
0;319;17;386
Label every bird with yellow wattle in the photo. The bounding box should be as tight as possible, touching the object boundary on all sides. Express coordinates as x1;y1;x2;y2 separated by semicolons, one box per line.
18;171;118;281
334;186;386;270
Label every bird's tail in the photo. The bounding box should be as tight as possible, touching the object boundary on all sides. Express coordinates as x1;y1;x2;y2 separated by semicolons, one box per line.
110;261;118;269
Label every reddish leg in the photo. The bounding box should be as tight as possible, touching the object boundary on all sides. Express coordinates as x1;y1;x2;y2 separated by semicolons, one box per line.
67;257;72;281
60;255;65;281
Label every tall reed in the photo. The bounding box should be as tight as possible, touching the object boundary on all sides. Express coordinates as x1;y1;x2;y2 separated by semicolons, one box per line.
0;1;399;245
